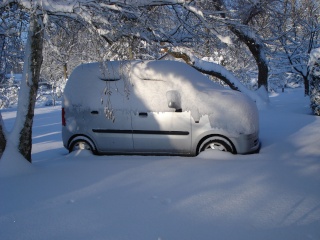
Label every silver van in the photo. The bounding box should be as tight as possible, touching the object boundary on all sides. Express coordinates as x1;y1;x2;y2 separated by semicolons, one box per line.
62;60;260;155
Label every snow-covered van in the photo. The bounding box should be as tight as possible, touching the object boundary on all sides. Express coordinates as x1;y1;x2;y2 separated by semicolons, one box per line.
62;60;260;155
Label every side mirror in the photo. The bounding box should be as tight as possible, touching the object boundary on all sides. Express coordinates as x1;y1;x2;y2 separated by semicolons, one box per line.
166;90;182;111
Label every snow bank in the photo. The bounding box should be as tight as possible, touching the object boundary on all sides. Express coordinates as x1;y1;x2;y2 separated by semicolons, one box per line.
0;142;35;178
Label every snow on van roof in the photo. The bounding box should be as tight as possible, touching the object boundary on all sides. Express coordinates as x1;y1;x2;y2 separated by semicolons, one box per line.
64;60;258;135
69;61;122;81
132;60;224;91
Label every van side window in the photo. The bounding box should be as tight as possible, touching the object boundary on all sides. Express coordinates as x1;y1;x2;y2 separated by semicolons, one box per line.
134;79;177;112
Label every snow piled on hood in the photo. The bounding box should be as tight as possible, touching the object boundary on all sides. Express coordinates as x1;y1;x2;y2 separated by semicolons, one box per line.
64;60;259;134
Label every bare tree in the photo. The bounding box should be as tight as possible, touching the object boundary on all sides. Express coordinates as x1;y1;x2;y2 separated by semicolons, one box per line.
212;0;269;90
0;5;26;107
259;0;320;95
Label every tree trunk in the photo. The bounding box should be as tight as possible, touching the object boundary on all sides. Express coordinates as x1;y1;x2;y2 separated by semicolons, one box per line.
7;13;44;162
63;63;68;81
213;1;269;90
303;75;310;96
19;14;44;162
229;26;268;90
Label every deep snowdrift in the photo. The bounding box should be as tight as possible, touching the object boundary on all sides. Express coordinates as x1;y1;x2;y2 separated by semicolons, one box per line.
0;88;319;240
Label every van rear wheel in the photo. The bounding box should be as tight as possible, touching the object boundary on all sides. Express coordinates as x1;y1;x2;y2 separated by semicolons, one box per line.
70;140;93;153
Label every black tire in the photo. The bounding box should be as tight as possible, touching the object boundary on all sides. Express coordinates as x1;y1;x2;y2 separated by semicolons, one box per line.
198;137;234;154
70;140;94;153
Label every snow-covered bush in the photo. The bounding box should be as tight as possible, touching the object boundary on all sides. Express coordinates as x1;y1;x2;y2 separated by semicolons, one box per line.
308;48;320;116
0;86;19;109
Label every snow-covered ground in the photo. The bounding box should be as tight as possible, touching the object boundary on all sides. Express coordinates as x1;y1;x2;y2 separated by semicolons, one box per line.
0;87;319;240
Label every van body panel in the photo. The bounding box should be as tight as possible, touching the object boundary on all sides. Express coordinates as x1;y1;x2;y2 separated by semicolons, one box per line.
131;111;191;153
62;60;260;155
91;110;133;152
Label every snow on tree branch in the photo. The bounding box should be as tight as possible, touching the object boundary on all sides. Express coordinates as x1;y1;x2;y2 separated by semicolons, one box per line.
0;0;189;11
166;47;269;108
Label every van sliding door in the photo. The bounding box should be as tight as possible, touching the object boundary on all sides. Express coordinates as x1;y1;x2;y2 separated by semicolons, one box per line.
91;110;133;153
131;111;191;154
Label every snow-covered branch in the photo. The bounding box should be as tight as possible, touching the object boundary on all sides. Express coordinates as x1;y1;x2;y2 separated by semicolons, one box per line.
166;48;269;108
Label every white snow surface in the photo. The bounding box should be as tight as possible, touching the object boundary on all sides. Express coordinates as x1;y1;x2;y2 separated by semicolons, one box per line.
0;88;320;240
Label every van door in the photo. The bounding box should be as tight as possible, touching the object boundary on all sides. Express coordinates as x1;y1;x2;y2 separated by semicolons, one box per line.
90;109;134;153
131;111;191;154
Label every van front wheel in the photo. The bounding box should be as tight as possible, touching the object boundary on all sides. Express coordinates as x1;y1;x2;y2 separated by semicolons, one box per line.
198;137;234;154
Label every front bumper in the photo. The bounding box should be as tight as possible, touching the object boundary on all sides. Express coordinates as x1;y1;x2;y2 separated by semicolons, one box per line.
232;132;260;154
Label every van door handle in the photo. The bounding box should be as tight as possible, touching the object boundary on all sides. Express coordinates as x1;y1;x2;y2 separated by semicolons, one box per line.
138;112;148;117
91;110;99;115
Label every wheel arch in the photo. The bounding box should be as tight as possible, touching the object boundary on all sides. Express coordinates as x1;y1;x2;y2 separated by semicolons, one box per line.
68;134;98;153
196;134;237;155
